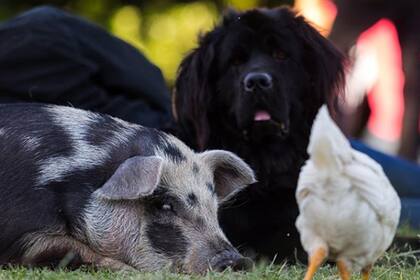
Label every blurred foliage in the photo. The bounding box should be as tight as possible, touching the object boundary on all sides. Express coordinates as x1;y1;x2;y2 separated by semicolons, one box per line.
0;0;292;84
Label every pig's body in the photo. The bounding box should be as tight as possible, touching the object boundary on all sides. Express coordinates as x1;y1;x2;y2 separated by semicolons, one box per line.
0;103;255;273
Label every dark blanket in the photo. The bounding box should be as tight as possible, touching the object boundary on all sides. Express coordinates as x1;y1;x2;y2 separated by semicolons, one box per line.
0;6;173;129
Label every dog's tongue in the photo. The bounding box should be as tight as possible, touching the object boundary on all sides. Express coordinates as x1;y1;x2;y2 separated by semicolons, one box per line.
254;110;271;121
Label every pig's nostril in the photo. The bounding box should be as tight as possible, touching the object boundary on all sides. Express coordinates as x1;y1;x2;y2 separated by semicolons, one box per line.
232;257;253;272
215;261;232;272
210;251;254;272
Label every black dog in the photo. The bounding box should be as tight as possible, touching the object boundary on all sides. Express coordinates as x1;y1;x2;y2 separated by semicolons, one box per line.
174;7;345;261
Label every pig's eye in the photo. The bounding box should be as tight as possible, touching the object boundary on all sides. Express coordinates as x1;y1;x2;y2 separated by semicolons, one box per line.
161;203;173;211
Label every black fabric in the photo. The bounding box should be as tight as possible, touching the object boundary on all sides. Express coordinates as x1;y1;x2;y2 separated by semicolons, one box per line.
0;6;173;129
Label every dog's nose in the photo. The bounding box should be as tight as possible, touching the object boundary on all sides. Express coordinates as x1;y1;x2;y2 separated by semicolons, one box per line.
244;72;272;92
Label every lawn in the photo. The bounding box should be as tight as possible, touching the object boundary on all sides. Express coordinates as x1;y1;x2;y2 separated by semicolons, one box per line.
1;249;419;280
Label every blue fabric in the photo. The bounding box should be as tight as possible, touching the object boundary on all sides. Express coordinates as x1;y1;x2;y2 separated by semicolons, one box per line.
351;140;420;227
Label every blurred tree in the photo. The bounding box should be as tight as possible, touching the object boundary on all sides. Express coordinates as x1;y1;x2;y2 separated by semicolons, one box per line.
0;0;292;84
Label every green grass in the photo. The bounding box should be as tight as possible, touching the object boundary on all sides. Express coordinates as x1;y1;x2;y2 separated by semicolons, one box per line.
1;250;420;280
397;223;420;238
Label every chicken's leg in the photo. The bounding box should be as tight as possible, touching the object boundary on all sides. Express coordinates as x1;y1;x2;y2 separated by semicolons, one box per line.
303;247;327;280
362;264;372;280
337;259;351;280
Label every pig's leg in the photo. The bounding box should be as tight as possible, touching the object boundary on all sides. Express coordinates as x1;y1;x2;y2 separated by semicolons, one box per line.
21;234;136;271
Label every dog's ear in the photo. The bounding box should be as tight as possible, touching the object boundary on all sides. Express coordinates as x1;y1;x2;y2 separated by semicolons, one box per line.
173;32;218;151
293;13;346;111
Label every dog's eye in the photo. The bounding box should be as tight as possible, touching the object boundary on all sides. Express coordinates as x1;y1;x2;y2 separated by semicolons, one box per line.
231;51;248;66
272;50;287;61
232;56;245;66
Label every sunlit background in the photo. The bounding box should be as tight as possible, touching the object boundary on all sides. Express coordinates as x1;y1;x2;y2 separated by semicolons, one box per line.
0;0;294;84
0;0;417;159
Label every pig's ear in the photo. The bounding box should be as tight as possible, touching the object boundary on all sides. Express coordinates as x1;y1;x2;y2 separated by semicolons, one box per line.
95;156;163;200
200;150;256;201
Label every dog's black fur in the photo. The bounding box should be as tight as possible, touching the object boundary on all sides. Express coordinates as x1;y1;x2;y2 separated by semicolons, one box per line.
174;7;345;261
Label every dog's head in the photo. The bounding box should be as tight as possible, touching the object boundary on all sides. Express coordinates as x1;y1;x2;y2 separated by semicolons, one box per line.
174;7;345;150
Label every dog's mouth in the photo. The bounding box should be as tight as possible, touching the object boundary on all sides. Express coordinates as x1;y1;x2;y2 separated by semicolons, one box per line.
254;110;288;130
254;110;271;121
243;109;290;140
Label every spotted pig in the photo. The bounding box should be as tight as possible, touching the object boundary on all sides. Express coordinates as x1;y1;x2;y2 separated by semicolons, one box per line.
0;103;256;273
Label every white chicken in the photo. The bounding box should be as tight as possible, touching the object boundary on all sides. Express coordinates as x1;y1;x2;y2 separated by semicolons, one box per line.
296;105;401;280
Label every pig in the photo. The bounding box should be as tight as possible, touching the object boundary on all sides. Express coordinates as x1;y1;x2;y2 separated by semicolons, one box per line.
0;103;256;273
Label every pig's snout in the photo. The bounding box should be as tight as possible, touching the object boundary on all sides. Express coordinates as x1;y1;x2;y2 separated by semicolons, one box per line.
210;249;253;272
